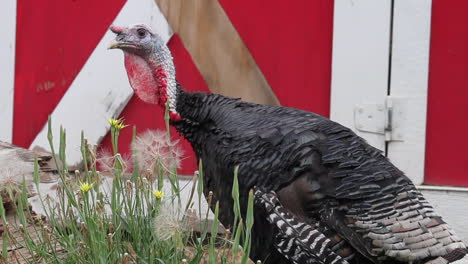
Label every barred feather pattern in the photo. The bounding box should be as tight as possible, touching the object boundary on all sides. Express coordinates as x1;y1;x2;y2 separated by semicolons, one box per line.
255;189;349;264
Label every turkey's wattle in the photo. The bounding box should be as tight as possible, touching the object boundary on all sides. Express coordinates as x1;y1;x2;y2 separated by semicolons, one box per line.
123;54;160;104
110;24;468;264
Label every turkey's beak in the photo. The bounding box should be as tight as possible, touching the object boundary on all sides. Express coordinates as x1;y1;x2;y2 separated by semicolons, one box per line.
108;39;121;50
108;40;139;50
108;25;136;50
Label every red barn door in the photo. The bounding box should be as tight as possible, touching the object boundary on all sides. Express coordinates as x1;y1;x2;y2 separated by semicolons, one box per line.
425;0;468;187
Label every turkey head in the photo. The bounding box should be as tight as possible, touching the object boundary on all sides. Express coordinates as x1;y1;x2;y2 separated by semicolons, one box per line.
109;24;178;117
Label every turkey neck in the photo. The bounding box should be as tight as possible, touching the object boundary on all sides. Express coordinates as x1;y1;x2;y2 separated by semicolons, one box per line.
123;38;181;121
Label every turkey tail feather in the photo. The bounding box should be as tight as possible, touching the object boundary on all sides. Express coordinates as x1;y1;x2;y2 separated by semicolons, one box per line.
254;189;349;264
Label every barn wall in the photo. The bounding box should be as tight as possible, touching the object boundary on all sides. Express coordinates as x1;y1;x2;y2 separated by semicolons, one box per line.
218;0;334;116
13;0;126;148
27;0;173;167
425;0;468;187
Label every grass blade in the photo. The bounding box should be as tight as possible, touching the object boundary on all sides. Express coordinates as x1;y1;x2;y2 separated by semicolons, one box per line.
231;166;240;237
2;233;7;261
209;202;219;264
241;190;255;264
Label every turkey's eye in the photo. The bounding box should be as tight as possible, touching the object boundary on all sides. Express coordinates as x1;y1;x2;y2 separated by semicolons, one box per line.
137;29;146;38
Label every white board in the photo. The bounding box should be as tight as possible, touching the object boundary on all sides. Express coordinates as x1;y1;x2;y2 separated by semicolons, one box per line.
0;0;17;143
30;0;173;166
387;0;432;185
330;0;392;151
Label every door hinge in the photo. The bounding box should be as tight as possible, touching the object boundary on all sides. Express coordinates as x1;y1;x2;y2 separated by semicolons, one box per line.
354;97;406;142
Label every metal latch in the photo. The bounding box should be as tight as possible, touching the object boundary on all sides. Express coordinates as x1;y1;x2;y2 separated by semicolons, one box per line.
354;97;406;142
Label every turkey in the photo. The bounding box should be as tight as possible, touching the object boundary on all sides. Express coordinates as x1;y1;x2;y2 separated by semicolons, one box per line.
108;24;468;264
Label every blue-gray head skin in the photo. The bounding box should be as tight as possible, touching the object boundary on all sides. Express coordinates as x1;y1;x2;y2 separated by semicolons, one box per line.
109;24;178;117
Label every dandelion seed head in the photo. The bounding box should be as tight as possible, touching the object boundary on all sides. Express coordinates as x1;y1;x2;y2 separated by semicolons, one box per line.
0;168;26;204
97;149;133;173
133;130;184;174
0;168;22;186
153;203;188;241
96;149;114;172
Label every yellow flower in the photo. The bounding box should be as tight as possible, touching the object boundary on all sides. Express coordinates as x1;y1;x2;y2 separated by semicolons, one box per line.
108;118;128;130
108;118;119;127
79;182;94;192
152;190;165;199
116;124;127;130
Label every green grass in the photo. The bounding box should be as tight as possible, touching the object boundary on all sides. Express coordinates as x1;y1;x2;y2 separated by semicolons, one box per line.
0;114;255;264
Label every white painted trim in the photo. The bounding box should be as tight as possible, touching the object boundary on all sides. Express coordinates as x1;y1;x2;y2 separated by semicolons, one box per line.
330;0;392;151
0;0;17;143
30;0;173;166
417;185;468;193
386;0;432;185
